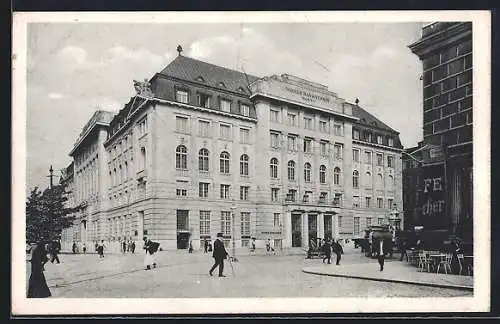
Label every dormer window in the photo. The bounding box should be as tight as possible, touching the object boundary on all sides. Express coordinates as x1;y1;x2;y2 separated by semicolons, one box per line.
218;82;226;88
198;93;211;108
365;131;372;142
240;103;250;117
388;137;394;147
377;135;383;145
220;99;231;113
353;129;360;140
195;76;205;83
176;89;189;104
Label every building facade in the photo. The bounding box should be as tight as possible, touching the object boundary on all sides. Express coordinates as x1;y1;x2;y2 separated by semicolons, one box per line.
409;22;473;242
61;54;403;252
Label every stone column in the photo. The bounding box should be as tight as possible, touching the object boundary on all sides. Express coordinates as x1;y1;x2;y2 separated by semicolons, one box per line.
318;213;324;239
301;212;309;249
284;211;292;248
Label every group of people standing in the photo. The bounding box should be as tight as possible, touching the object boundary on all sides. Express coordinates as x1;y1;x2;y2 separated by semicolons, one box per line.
122;239;136;254
320;239;343;265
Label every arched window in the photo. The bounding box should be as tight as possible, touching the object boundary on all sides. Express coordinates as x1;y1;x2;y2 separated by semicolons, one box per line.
287;160;296;181
366;171;372;187
140;147;146;171
388;175;394;187
334;167;341;185
377;173;383;187
220;151;230;174
198;148;209;171
176;145;187;169
304;163;311;182
240;154;249;176
319;165;327;184
353;170;359;188
270;158;279;179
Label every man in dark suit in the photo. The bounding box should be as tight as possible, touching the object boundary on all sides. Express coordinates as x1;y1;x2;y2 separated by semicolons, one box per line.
209;233;228;277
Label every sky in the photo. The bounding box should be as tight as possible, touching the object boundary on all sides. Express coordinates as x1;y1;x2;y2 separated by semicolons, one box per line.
25;21;425;191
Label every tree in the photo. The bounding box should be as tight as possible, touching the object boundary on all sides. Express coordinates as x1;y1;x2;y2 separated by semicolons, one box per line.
26;183;81;243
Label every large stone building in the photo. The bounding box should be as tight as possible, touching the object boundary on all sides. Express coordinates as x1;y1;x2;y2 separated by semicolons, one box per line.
61;53;403;252
408;22;473;242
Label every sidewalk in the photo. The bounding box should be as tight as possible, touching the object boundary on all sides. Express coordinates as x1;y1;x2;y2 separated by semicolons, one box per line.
303;258;473;291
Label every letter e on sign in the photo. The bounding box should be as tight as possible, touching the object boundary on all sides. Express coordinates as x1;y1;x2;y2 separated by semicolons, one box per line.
433;178;442;191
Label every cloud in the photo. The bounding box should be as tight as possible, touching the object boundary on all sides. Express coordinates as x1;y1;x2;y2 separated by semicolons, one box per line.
107;45;173;68
58;46;90;67
47;92;64;100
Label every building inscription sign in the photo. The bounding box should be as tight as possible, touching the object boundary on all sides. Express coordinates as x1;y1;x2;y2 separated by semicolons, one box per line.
283;86;330;105
420;164;446;223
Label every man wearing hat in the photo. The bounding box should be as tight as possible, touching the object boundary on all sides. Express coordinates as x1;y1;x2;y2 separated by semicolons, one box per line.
209;233;228;277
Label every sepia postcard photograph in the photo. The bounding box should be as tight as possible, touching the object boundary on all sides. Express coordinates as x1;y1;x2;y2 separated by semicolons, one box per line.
11;10;491;315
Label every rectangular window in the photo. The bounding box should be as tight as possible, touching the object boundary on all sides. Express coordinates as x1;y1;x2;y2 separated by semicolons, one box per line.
377;135;383;145
176;188;187;197
387;155;395;168
220;124;231;140
271;188;280;202
176;116;188;134
352;149;360;162
287;135;296;151
200;211;211;236
199;93;210;108
353;196;360;208
287;189;297;202
240;128;250;144
220;184;230;199
220;99;231;112
241;212;250;237
365;197;371;208
303;191;313;203
240;186;249;201
270;109;280;122
199;182;209;198
334;144;343;160
377;198;383;208
176;90;188;103
365;132;373;142
177;209;189;231
240;104;250;117
221;211;231;236
270;132;280;148
303;138;312;153
304;117;312;130
319;192;328;203
334;122;344;136
319;120;328;133
334;193;343;206
287;113;296;126
353;129;360;140
388;138;394;147
273;213;281;227
377;153;384;166
320;141;328;156
378;218;384;225
365;151;372;164
388;198;394;210
354;217;360;235
366;217;372;228
198;120;210;137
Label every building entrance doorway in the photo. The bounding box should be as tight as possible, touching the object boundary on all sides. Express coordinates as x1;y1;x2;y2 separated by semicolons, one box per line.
176;210;190;249
291;214;302;247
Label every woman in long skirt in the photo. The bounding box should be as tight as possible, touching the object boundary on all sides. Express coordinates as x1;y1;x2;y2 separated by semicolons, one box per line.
27;242;51;298
143;238;156;270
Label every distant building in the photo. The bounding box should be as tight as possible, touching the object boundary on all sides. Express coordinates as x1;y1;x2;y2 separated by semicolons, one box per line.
408;22;473;241
60;53;404;252
402;142;425;231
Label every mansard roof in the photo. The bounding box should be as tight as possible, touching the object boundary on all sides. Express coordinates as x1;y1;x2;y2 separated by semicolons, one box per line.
159;55;259;95
349;103;399;134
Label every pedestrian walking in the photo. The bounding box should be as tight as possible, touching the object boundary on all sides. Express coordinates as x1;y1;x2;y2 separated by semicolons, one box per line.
97;240;105;258
204;239;208;253
48;241;61;264
378;239;385;271
209;233;228;277
332;239;342;265
72;242;77;254
82;242;87;254
322;239;332;264
131;240;136;254
27;240;51;298
266;238;275;255
143;237;158;270
250;238;256;252
188;240;193;253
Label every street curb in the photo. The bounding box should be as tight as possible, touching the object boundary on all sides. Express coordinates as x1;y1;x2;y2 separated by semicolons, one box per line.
302;268;473;291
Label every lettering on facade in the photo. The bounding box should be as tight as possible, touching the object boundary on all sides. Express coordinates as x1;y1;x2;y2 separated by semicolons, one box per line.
420;164;445;219
283;86;330;104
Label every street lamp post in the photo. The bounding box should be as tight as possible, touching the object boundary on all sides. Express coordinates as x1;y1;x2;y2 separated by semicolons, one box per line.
230;201;238;262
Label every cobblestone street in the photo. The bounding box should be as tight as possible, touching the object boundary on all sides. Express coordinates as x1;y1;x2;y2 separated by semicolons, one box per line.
29;249;473;298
